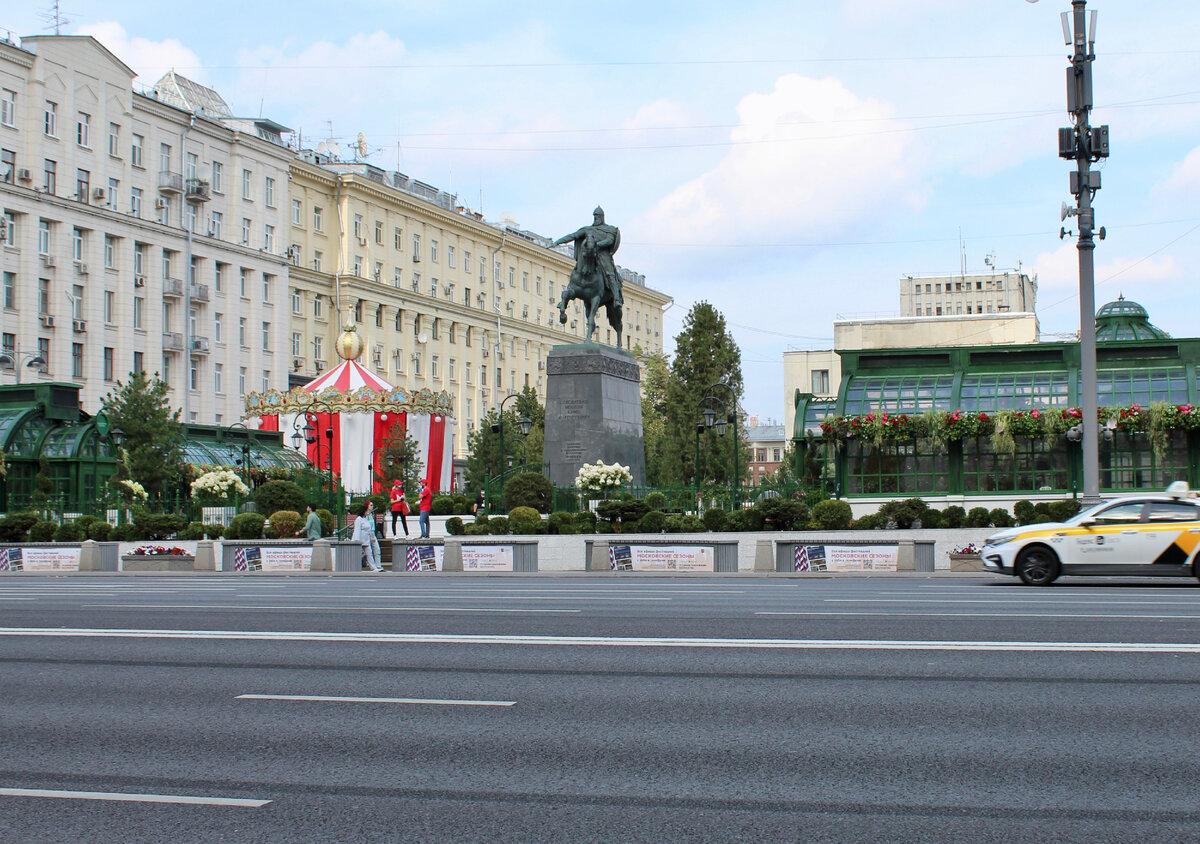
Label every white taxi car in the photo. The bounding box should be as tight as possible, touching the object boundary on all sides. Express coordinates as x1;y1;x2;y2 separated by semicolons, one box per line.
981;484;1200;585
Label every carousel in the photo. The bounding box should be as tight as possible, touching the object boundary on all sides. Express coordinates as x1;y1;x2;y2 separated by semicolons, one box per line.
244;325;456;493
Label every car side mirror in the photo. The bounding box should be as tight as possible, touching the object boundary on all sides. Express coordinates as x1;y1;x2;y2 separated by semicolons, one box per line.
1078;517;1097;527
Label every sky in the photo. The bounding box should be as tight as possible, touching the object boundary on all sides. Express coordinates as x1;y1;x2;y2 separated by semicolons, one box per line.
5;0;1199;424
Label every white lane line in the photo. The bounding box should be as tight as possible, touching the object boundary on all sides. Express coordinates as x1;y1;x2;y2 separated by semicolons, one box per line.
5;627;1200;653
757;611;1200;619
237;693;515;707
83;604;580;613
0;787;269;807
822;598;1200;606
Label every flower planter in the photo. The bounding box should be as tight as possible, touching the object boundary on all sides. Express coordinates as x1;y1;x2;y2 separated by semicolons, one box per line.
121;554;196;572
948;552;983;572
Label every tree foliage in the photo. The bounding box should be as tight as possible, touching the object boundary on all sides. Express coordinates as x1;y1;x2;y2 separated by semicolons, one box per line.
100;371;184;497
465;386;544;492
659;302;747;486
637;348;671;487
371;427;424;496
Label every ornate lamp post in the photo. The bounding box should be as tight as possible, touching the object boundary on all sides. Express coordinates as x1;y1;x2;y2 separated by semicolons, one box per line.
704;383;740;508
290;400;335;515
695;395;729;508
0;350;47;384
489;393;532;514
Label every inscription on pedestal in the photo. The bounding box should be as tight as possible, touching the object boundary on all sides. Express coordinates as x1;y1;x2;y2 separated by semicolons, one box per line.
561;400;589;417
562;442;585;461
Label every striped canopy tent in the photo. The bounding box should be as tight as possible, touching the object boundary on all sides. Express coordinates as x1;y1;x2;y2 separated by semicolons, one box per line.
244;325;455;494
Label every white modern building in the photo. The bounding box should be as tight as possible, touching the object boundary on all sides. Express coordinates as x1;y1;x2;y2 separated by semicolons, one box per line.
0;35;293;423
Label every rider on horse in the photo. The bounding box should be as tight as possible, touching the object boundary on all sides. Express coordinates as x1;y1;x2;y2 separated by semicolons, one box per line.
549;207;624;346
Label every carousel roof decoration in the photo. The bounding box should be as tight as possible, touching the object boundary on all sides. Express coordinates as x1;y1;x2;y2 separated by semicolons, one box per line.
244;324;455;417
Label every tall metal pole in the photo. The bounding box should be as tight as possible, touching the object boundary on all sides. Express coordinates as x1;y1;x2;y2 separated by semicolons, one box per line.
1059;0;1108;505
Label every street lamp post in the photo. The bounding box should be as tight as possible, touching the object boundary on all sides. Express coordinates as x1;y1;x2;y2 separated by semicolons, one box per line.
290;400;335;516
490;393;533;514
0;350;47;384
704;383;740;508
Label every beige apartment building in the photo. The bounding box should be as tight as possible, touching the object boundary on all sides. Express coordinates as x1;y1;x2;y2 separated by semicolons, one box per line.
287;152;672;443
899;268;1037;318
0;35;293;423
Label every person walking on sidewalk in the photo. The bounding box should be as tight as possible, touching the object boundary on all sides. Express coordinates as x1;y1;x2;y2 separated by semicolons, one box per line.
297;503;322;541
418;479;433;538
389;479;410;537
353;503;382;572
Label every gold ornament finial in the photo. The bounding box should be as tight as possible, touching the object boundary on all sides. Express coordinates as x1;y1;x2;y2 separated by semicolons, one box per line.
335;323;365;361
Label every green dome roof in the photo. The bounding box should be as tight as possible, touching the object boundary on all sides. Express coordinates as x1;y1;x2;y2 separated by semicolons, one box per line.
1095;295;1170;342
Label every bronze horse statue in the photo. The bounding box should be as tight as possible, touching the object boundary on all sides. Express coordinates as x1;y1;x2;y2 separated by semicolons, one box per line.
557;232;623;347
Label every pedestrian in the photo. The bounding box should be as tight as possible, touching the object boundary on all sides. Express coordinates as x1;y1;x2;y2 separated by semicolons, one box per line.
367;500;384;570
473;488;486;521
296;502;322;541
352;503;382;572
418;478;433;538
389;479;410;537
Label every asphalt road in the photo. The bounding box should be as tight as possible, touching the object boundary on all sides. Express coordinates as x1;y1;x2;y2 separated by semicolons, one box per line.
3;574;1200;842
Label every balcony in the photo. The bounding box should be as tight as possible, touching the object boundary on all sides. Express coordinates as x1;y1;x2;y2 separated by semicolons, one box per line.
162;331;184;351
185;178;211;203
189;282;210;303
190;336;210;355
163;278;183;298
158;171;184;194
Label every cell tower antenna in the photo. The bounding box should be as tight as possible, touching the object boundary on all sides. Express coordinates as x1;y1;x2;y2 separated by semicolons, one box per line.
39;0;72;35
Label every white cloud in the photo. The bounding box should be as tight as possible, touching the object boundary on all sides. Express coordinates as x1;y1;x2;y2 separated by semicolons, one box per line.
1154;146;1200;198
1030;241;1182;299
76;21;205;83
636;74;924;249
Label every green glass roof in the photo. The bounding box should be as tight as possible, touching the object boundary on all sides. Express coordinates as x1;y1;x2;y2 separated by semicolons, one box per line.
1095;295;1170;341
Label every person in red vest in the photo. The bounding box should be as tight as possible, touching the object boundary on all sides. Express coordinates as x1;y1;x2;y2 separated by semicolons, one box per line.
418;478;433;538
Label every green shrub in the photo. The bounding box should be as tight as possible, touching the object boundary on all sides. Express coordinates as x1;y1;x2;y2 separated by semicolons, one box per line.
267;510;302;539
445;516;465;536
644;491;668;511
812;499;853;531
988;508;1014;528
507;506;542;534
109;523;144;542
53;521;84;542
1033;513;1053;524
574;510;598;533
504;472;554;513
487;516;509;535
431;495;455;516
742;508;766;531
639;510;666;533
202;523;226;539
253;481;307;518
702;508;728;532
1049;499;1082;522
664;514;705;533
547;511;576;535
74;515;100;533
725;510;750;532
451;494;473;515
464;522;491;535
228;512;266;539
1013;500;1037;525
878;498;926;529
132;512;185;540
757;499;809;531
966;507;992;528
917;508;944;529
87;521;113;542
941;506;966;529
851;513;887;530
316;509;334;537
178;521;207;540
30;520;58;542
0;511;40;542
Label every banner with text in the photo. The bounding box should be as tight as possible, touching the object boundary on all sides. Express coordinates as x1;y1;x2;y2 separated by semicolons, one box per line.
404;545;445;572
259;546;314;571
609;545;714;572
793;544;898;572
463;545;514;572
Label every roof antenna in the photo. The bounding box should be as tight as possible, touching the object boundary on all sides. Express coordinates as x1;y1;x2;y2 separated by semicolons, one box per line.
39;0;71;35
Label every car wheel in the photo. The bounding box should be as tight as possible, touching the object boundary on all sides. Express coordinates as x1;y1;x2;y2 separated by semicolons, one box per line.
1016;546;1060;586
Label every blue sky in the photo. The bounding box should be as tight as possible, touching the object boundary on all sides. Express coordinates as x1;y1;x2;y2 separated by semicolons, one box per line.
5;1;1199;423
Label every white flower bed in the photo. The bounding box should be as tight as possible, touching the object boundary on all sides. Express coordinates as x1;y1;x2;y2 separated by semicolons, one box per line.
190;469;251;500
575;460;633;494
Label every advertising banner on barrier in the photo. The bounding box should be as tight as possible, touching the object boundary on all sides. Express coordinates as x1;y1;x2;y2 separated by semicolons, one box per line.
403;545;445;572
10;547;83;572
609;545;714;572
463;545;514;572
793;544;898;572
259;546;314;571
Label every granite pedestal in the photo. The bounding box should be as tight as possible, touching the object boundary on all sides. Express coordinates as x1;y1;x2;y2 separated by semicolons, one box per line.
543;343;646;487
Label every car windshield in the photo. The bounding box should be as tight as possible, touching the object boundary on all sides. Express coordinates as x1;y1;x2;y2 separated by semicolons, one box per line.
1064;499;1141;525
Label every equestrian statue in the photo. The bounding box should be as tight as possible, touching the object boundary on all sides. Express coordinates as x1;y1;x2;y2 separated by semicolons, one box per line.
549;206;624;347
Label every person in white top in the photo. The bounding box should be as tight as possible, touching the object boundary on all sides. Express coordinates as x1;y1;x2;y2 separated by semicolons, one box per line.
352;503;382;572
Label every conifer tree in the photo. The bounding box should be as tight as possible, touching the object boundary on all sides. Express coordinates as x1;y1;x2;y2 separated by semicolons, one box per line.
100;371;184;498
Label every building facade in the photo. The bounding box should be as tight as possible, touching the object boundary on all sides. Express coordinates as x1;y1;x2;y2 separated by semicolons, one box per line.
0;36;294;424
899;268;1037;319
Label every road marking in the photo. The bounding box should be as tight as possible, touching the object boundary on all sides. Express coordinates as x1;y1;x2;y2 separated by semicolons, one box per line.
84;604;580;613
0;786;269;807
757;611;1200;619
237;693;515;706
822;598;1200;606
5;627;1200;653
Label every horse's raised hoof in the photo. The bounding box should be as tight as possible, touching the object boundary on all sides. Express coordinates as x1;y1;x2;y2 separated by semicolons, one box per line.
558;310;567;324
